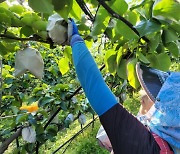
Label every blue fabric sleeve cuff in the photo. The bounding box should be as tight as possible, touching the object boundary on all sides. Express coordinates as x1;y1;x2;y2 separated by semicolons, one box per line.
70;34;84;46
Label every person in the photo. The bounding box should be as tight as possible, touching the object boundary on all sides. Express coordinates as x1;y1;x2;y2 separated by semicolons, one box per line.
67;19;180;154
138;90;154;115
96;91;164;153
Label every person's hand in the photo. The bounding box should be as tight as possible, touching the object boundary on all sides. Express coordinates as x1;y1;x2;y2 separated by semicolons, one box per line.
67;19;79;42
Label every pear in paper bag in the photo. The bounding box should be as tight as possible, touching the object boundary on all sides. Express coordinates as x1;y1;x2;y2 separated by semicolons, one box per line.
47;13;68;45
65;113;74;122
78;114;86;125
14;47;44;79
22;127;36;143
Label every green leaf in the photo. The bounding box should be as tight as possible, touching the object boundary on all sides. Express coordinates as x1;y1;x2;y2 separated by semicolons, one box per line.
147;53;171;71
136;50;150;64
32;20;48;31
105;27;113;39
153;0;180;21
0;2;8;8
117;59;127;79
162;29;179;44
70;0;81;20
127;58;140;89
28;96;38;104
37;31;48;40
0;42;7;56
156;44;165;54
60;102;67;111
170;22;180;35
111;30;122;43
36;134;46;143
16;114;28;124
52;0;73;20
63;46;72;63
28;0;53;14
78;23;90;31
165;42;179;58
0;6;14;18
134;20;161;37
88;0;98;7
24;143;34;153
64;119;71;128
11;106;19;114
115;20;139;40
0;12;11;26
28;114;37;125
20;26;34;37
54;83;69;91
36;124;44;135
124;11;138;25
12;148;21;154
108;0;128;15
91;6;110;36
9;5;24;14
38;110;48;118
0;24;4;33
39;96;55;107
11;16;24;27
21;13;40;26
58;57;70;75
33;87;43;94
143;1;154;19
2;31;18;43
116;49;123;66
104;49;117;74
2;41;17;52
148;32;161;53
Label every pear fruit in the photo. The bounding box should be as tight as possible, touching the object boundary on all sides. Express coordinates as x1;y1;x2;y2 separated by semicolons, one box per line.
37;31;48;39
78;114;86;125
0;7;14;18
47;13;68;45
21;13;40;27
32;20;48;31
9;5;24;14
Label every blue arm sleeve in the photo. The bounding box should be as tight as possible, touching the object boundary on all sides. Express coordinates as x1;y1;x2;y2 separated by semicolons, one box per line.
71;35;118;116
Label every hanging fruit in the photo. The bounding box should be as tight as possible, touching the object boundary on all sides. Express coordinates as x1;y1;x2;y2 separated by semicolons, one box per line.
22;126;36;143
14;47;44;79
78;114;86;125
46;13;68;45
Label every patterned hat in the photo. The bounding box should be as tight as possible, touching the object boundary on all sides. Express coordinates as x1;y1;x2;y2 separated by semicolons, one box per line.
136;63;180;150
136;63;169;102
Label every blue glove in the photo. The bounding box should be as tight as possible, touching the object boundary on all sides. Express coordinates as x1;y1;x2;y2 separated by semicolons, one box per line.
70;19;79;36
68;19;79;42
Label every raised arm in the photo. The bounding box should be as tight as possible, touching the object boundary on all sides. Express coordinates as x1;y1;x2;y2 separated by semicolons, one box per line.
70;34;117;116
68;20;160;154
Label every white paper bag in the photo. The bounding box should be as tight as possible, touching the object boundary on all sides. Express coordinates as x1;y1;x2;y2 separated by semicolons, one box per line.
47;14;68;45
22;127;36;143
14;47;44;79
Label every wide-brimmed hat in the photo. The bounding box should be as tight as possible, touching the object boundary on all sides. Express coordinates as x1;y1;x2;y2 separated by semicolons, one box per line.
136;63;180;150
136;63;170;102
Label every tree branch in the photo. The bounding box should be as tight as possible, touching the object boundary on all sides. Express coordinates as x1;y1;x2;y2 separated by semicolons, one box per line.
76;0;95;21
0;0;6;3
52;116;98;154
96;0;149;42
0;128;22;154
0;57;2;108
37;64;105;152
0;34;49;44
44;64;105;130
